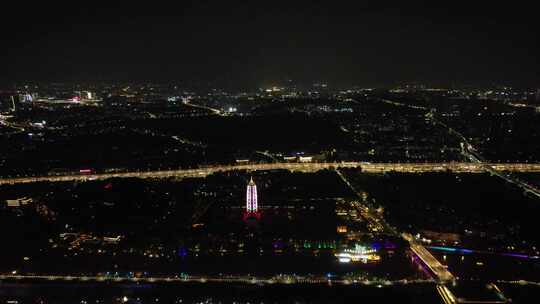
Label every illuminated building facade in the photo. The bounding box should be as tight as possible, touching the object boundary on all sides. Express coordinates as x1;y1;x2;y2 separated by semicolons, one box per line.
335;244;380;263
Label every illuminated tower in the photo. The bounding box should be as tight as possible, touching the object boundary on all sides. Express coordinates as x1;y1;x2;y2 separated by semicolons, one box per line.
243;177;260;222
246;177;258;212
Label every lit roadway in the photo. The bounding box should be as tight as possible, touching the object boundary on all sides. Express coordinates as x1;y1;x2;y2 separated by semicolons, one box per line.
2;162;540;186
436;283;508;304
183;100;226;116
0;273;430;286
334;168;393;234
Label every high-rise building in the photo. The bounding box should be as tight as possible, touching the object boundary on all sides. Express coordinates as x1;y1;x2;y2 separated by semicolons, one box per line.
246;177;258;212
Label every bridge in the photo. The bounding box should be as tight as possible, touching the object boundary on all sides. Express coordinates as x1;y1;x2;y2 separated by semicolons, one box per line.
403;233;455;283
410;243;455;282
2;162;540;185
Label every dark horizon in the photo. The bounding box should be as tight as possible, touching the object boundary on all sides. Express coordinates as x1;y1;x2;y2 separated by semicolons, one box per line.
1;1;538;88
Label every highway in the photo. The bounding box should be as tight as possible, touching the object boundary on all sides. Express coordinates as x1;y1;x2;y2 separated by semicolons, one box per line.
2;161;540;185
183;100;226;116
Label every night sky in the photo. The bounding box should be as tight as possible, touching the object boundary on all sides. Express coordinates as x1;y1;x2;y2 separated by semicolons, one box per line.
1;1;538;88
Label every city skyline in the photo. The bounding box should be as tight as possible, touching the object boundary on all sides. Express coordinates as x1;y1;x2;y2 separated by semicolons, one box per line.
1;2;540;303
